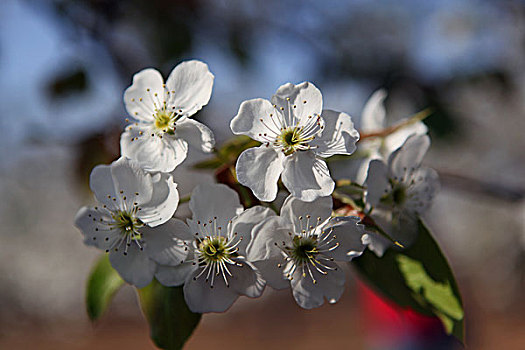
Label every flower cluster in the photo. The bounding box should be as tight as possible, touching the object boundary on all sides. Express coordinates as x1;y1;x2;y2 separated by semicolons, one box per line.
75;60;439;313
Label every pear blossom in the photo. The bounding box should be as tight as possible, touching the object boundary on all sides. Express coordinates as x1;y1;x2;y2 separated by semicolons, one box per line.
74;157;186;287
332;89;428;184
364;134;439;256
121;60;215;173
230;82;359;202
246;195;367;309
155;183;273;313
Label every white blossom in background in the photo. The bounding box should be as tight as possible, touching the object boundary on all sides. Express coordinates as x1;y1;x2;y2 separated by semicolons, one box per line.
156;183;273;313
246;195;367;309
74;157;186;287
231;82;359;202
350;89;428;184
364;134;439;256
170;149;216;219
121;60;215;173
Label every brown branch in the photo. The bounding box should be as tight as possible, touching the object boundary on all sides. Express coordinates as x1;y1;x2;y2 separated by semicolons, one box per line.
359;108;433;141
438;170;525;203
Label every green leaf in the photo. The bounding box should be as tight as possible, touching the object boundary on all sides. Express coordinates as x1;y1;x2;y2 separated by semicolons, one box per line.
86;254;125;321
352;219;464;343
397;254;464;334
192;158;224;170
138;279;201;350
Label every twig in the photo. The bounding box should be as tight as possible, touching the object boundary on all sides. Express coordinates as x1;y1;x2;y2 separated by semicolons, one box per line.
438;170;525;202
359;108;433;141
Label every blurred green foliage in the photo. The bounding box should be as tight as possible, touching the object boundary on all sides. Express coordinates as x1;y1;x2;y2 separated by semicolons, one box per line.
138;280;201;350
86;254;124;321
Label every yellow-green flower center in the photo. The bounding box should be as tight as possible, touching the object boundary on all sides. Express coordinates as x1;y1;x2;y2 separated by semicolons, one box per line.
277;127;314;156
289;235;319;263
198;236;230;263
154;111;175;134
112;210;143;240
381;183;408;207
392;185;407;205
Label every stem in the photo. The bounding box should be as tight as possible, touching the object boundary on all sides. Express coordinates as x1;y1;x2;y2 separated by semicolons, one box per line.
179;195;191;204
359;108;433;141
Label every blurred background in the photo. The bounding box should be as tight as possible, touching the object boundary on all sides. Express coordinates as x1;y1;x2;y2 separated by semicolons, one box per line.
1;0;524;349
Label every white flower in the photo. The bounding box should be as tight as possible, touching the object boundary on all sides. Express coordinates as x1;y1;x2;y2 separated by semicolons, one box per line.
354;89;428;184
364;134;439;256
155;183;274;313
246;195;367;309
120;60;215;173
230;82;359;202
74;157;186;287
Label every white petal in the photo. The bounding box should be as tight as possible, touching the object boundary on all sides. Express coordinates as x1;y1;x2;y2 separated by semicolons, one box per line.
89;164;119;210
371;207;418;248
405;167;439;215
236;146;284;202
281;151;335;202
183;269;239;313
327;154;375;185
175;119;215;153
251;258;290;290
246;216;291;261
90;157;154;210
109;245;156;288
361;89;387;132
271;82;322;126
390;209;419;247
355;157;378;186
322;217;366;262
110;157;157;207
365;159;390;207
137;173;179;227
142;219;190;266
228;260;265;298
388;134;430;179
124;68;164;122
121;126;188;173
312;110;359;158
165;60;214;117
383;120;428;156
290;261;345;309
280;194;332;234
362;232;391;258
188;183;243;230
74;206;119;250
246;216;292;290
155;262;196;287
230;98;278;142
228;206;276;253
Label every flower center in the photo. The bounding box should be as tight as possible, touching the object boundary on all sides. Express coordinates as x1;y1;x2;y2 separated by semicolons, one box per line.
112;210;143;240
198;236;231;263
256;97;323;156
277;126;315;156
192;218;244;288
154;111;175;134
290;235;319;263
381;182;408;207
392;185;407;205
275;215;340;284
